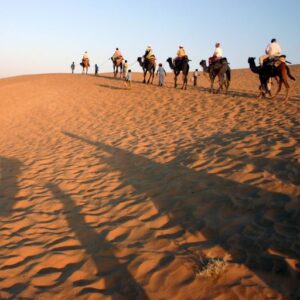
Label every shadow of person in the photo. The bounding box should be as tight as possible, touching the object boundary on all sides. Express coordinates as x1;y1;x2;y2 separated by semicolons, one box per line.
62;131;300;299
97;83;128;91
45;182;149;300
0;156;22;216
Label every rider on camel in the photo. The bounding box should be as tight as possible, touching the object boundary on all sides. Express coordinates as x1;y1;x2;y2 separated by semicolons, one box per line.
259;38;282;66
112;48;123;63
209;43;223;65
144;46;155;61
174;46;187;67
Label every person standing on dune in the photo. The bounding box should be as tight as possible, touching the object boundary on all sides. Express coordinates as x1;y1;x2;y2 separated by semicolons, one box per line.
156;63;167;86
71;62;75;74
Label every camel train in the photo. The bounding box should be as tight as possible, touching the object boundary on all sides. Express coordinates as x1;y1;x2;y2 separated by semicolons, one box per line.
78;45;296;100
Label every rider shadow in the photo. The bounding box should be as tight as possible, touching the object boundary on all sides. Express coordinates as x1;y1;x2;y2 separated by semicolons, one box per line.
97;83;128;91
45;182;149;300
0;156;22;217
63;130;300;299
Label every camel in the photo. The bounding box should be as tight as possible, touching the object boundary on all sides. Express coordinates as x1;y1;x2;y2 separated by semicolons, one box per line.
199;58;231;93
80;58;90;75
137;57;156;84
248;57;296;101
166;57;190;89
111;57;123;78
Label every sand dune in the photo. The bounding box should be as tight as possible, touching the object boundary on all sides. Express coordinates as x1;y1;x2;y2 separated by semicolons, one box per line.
0;67;300;300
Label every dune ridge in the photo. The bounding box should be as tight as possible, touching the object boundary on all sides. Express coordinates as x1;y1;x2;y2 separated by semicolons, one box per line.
0;68;300;299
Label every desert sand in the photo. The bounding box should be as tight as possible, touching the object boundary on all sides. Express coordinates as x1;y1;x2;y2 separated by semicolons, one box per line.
0;67;300;300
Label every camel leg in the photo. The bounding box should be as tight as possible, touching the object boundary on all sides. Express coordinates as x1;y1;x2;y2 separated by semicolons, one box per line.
283;80;290;101
210;78;214;93
224;78;229;94
271;80;282;100
182;74;187;90
174;75;177;88
147;71;152;84
217;74;223;93
150;72;154;84
281;66;290;101
257;86;263;99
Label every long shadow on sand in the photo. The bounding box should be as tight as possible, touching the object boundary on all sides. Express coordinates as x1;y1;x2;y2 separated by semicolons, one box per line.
63;131;300;299
46;182;149;300
0;156;22;216
97;83;128;91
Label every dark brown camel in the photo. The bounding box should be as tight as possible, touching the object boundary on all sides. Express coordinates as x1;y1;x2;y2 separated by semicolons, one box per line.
248;57;296;101
166;57;190;89
199;58;231;93
111;57;123;78
137;57;156;84
80;58;90;75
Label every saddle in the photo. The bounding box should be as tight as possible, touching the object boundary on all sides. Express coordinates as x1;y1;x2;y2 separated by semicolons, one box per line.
174;55;188;68
263;55;286;68
81;58;90;67
114;56;123;65
209;57;228;67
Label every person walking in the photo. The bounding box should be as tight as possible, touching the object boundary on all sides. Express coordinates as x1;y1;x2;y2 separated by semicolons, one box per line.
95;64;99;76
193;69;199;86
124;69;132;89
156;63;167;86
123;60;129;79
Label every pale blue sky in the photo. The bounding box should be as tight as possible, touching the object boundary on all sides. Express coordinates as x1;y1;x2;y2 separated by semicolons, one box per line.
1;0;299;77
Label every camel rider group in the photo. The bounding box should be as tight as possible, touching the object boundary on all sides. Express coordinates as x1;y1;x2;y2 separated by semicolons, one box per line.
81;38;282;75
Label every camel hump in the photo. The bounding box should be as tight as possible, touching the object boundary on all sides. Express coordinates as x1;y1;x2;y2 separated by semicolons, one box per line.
221;57;229;63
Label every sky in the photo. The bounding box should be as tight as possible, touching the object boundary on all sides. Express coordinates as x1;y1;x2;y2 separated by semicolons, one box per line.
0;0;300;77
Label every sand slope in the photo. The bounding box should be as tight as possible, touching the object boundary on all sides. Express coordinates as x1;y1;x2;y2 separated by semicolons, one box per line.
0;68;300;300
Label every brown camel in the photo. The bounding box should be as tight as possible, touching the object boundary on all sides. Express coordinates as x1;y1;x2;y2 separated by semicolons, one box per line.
248;57;296;101
111;57;124;78
80;58;90;75
137;57;156;84
199;58;231;94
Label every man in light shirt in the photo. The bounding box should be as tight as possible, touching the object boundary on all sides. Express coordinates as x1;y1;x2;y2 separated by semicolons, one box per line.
209;43;223;65
83;51;89;60
259;38;282;65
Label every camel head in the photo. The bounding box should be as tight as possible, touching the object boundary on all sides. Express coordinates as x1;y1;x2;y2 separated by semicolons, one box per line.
199;60;207;67
137;57;143;67
248;57;260;74
166;57;174;69
248;57;256;64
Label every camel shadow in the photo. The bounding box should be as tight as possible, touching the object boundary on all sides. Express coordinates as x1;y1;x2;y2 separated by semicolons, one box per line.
0;156;22;217
45;182;149;299
177;129;300;187
62;131;300;299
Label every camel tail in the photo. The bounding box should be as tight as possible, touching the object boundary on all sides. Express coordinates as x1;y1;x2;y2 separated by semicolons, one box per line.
226;67;231;82
287;65;296;81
